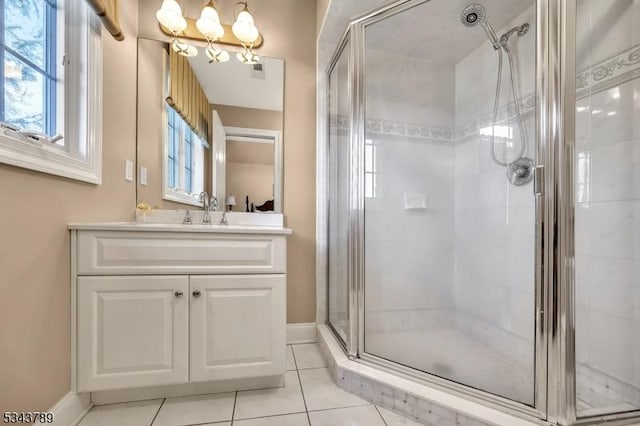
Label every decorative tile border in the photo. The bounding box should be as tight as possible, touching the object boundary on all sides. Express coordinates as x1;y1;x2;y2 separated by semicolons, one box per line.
329;114;455;142
366;119;455;141
576;44;640;99
330;44;640;143
455;94;536;142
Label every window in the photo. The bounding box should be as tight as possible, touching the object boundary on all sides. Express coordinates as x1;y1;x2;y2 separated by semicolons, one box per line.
365;139;379;198
0;0;102;183
163;106;205;206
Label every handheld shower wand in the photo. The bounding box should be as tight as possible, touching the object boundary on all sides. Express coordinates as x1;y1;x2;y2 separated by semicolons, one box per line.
460;4;501;50
461;4;531;180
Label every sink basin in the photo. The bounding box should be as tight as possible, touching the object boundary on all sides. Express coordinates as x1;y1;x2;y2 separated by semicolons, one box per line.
135;209;284;228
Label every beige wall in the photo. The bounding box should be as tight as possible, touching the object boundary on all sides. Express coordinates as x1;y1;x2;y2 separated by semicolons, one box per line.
226;162;274;211
0;1;139;412
139;0;318;324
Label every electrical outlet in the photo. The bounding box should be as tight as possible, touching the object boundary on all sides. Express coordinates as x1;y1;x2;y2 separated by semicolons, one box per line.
125;160;133;182
140;166;148;186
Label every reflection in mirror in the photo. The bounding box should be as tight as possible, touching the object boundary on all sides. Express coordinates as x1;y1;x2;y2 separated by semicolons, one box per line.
136;37;284;213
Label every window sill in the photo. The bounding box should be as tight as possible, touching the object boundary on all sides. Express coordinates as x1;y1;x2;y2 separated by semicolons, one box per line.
0;132;101;184
162;189;203;207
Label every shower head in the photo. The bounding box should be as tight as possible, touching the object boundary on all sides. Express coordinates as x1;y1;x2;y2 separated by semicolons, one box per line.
461;4;501;50
460;4;486;27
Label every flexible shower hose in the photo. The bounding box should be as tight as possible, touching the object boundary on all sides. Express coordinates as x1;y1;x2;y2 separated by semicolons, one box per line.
490;43;527;167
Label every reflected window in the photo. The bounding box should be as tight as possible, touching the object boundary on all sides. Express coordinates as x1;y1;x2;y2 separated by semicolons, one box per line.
165;106;205;204
365;139;379;198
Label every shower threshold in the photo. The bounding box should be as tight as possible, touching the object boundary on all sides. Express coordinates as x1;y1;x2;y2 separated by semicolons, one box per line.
317;324;547;426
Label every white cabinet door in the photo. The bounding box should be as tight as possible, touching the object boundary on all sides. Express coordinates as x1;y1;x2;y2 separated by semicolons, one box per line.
190;275;286;382
77;276;189;392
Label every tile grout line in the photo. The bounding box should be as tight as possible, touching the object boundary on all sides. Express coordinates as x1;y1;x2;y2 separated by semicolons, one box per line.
306;402;373;413
291;346;312;425
289;344;299;370
75;404;92;425
230;391;238;426
374;405;389;426
149;398;165;425
231;411;308;422
87;396;166;407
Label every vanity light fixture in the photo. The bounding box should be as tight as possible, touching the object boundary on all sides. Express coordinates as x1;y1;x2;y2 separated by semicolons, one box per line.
232;2;260;64
197;1;230;63
156;0;193;56
156;0;262;63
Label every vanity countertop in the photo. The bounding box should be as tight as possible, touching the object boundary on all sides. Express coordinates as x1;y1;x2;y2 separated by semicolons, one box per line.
68;222;293;235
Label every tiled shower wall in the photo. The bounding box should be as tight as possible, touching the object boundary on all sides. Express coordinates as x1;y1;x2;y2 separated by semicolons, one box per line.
451;0;640;407
364;49;456;330
452;4;537;366
573;0;640;406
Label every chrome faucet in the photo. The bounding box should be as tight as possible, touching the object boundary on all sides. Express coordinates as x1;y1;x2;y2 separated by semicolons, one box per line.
211;196;218;212
219;211;229;225
199;192;211;224
182;209;193;225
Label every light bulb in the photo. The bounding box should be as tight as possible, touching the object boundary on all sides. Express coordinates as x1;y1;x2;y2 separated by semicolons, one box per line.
232;3;259;43
156;0;187;33
232;21;258;43
196;3;224;40
236;9;254;25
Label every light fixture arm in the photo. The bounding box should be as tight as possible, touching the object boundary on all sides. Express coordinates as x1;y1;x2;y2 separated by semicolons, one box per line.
233;1;250;21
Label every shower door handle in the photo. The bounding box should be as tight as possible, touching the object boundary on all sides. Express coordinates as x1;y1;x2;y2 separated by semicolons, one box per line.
534;165;544;196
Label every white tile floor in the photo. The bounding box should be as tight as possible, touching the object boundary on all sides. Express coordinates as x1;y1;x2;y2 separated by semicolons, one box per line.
78;343;425;426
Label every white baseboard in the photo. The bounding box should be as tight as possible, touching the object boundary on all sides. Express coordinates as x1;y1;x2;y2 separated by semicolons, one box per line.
91;375;284;405
286;322;317;344
48;391;91;426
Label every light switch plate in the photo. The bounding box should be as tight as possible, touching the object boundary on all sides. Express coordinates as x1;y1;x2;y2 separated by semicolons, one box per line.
125;160;133;182
140;166;148;186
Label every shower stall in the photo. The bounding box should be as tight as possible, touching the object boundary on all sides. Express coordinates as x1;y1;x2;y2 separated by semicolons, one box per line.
324;0;640;424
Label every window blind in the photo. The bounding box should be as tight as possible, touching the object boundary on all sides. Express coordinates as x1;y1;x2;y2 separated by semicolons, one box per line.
85;0;124;41
166;48;210;142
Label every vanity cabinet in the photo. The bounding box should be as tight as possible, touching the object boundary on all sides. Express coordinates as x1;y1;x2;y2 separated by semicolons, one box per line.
70;226;290;394
190;275;285;382
76;276;190;392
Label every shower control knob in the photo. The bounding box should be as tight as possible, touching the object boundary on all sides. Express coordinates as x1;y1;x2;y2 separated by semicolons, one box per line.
193;289;202;298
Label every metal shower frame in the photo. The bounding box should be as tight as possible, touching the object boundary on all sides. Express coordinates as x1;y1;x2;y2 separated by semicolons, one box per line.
324;0;640;425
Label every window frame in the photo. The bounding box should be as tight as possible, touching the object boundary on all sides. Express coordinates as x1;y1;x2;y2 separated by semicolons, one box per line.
364;138;379;199
0;0;102;184
162;105;206;207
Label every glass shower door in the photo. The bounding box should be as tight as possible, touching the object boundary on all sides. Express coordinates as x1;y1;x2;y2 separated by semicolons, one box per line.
360;0;538;406
574;0;640;419
328;38;351;344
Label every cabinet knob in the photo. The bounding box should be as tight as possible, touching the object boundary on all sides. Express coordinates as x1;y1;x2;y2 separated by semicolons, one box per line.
174;290;184;298
192;289;202;298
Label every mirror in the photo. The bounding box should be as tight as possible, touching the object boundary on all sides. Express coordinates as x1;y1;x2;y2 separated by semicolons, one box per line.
136;38;284;213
